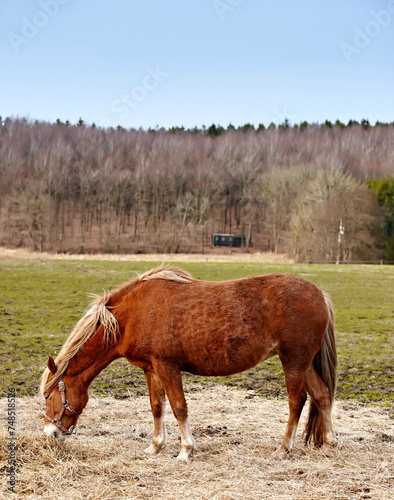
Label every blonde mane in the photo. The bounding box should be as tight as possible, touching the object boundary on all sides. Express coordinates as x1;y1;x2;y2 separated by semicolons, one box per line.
40;294;119;394
139;264;193;284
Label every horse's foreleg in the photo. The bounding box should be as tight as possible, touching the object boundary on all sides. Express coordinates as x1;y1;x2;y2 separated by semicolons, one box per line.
152;361;196;462
144;370;167;455
274;369;307;458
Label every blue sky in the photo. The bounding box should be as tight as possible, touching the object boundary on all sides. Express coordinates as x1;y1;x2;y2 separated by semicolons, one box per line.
1;0;393;129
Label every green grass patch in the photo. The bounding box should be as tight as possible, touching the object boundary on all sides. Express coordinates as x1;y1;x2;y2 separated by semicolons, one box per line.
0;259;393;404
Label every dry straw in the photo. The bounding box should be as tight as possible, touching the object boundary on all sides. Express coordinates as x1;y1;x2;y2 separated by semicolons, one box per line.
1;386;393;499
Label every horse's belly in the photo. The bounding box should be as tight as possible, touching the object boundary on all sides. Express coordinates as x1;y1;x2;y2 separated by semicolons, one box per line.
181;344;277;377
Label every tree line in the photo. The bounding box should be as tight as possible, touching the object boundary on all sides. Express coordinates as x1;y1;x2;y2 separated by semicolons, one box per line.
0;116;393;261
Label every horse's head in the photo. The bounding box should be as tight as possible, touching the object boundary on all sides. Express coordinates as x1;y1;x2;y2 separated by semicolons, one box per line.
43;356;88;441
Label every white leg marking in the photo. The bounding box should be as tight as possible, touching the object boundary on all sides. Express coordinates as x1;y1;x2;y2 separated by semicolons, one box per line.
273;421;298;458
288;422;298;451
145;399;167;455
176;417;196;463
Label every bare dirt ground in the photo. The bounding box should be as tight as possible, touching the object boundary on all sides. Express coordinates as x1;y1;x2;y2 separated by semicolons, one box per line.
1;386;393;500
0;247;293;264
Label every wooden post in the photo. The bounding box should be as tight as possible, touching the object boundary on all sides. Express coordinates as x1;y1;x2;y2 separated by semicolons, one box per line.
336;219;345;264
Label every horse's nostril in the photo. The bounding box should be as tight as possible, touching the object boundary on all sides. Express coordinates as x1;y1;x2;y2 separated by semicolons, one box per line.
44;423;59;439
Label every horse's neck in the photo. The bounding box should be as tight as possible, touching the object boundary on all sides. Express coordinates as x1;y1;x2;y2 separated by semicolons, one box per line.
66;336;120;387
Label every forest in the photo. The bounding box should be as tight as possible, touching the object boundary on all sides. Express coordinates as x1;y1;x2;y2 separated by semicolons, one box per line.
0;116;393;262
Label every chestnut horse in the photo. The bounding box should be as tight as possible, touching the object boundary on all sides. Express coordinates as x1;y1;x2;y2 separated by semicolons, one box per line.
41;265;338;461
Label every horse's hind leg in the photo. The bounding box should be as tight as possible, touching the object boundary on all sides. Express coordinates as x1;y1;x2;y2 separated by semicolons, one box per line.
152;361;196;462
305;364;337;447
274;367;307;458
144;370;168;455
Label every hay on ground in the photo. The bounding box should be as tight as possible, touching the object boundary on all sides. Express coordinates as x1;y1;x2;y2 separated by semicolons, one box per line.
1;386;393;499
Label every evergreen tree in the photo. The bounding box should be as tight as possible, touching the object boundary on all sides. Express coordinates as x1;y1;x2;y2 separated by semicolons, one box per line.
368;177;394;261
346;119;359;128
375;120;389;127
168;125;185;134
278;118;290;130
206;123;225;137
299;121;308;132
238;123;255;133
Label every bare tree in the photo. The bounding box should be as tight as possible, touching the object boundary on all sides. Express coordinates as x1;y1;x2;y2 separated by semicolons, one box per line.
286;167;379;262
0;117;389;257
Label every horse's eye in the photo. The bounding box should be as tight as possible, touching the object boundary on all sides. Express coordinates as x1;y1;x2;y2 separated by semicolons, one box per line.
44;394;51;400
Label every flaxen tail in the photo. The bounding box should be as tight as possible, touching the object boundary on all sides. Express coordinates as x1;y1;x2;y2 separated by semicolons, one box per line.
304;293;338;446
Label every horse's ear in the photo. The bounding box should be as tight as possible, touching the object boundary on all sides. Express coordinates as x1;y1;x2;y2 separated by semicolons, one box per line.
47;355;57;374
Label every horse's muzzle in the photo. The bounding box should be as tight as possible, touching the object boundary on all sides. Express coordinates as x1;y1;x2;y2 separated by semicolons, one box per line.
43;422;67;441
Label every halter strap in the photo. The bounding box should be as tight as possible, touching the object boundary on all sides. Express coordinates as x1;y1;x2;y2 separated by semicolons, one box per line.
43;378;81;435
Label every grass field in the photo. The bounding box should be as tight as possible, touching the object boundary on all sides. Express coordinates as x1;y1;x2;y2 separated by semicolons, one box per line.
0;257;393;404
1;256;394;499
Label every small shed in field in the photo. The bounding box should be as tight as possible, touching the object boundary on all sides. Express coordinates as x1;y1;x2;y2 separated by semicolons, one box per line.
211;234;245;248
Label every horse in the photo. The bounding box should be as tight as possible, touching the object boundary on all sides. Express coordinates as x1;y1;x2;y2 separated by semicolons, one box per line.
41;265;338;462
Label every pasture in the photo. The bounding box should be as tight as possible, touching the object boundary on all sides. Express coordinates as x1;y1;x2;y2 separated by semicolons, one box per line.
1;255;393;498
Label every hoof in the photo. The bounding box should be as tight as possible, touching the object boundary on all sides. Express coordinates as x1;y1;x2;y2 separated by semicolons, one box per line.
325;434;338;447
176;446;195;463
272;447;291;460
321;439;338;454
145;442;165;455
176;451;191;463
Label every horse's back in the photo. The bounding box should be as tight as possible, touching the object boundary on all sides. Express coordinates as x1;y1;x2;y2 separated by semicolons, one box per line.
123;273;329;376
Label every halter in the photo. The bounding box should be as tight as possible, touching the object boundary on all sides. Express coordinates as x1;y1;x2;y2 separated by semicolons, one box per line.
43;379;82;436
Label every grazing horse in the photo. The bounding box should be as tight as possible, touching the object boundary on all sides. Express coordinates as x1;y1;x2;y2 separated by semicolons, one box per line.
41;265;338;461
